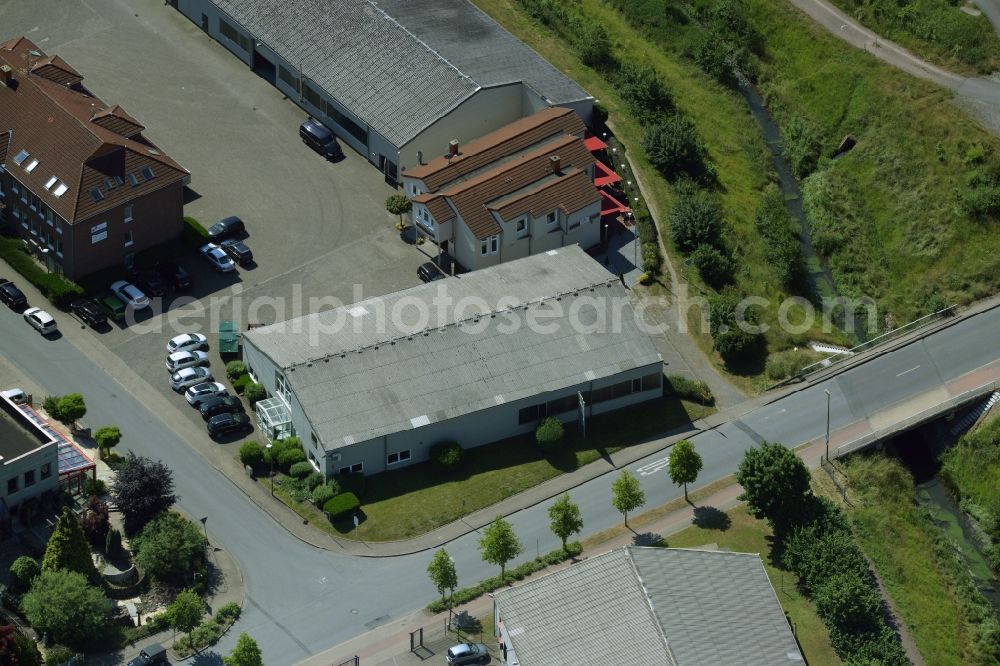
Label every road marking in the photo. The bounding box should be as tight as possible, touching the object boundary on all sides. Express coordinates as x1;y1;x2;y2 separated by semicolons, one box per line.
637;457;669;476
897;365;920;377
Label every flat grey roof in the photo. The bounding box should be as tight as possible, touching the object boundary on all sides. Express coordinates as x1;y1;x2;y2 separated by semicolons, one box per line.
245;247;661;448
495;547;804;666
212;0;589;147
0;406;48;463
376;0;592;107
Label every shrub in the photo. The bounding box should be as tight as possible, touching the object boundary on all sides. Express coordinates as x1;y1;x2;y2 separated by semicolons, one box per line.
642;114;708;181
105;528;123;559
616;61;674;123
244;383;266;406
668;185;723;252
42;395;59;418
323;492;360;521
239;441;265;468
79;495;110;545
44;645;78;666
641;242;662;276
690;244;733;289
288;461;314;479
131;512;207;584
0;237;83;307
232;374;253;394
666;375;715;405
753;186;805;291
306;472;324;490
225;360;247;381
336;473;365;499
535;417;565;452
9;556;40;592
311;483;337;507
53;394;86;425
181;216;210;247
781;113;821;178
276;447;306;472
430;441;464;472
83;477;107;497
215;601;241;622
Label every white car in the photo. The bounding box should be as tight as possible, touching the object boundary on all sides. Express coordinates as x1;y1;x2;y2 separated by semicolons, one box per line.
167;333;208;354
170;366;213;391
110;280;151;309
23;307;57;335
166;350;210;373
185;381;228;406
200;243;236;273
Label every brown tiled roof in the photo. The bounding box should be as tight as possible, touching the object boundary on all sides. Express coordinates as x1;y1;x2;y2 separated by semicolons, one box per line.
425;197;455;224
491;167;600;221
444;134;595;239
91;105;145;137
405;107;586;192
0;131;9;165
0;36;188;224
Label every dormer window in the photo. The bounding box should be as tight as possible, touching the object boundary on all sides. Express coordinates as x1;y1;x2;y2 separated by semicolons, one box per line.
13;149;29;166
44;176;58;190
25;159;39;172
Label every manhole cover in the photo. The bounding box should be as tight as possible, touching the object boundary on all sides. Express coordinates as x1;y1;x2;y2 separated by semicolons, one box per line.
350;609;359;614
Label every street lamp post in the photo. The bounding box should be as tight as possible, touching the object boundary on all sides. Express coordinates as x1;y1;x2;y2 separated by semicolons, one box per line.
266;442;274;496
824;389;832;464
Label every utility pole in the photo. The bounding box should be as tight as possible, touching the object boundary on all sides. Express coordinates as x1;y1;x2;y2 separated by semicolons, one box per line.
824;389;831;464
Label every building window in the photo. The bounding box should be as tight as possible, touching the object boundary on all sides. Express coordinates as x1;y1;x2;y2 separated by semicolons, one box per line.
40;463;51;480
338;463;363;476
275;371;291;404
6;477;17;495
278;65;299;89
124;204;133;223
24;470;35;487
481;234;500;255
219;18;250;51
124;230;134;247
641;373;662;391
386;450;411;465
45;207;54;226
91;222;108;244
11;181;19;196
54;237;63;257
518;404;547;425
303;82;324;110
515;217;529;239
324;97;368;145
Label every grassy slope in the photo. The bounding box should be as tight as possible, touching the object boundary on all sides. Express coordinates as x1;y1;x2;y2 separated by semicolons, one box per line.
941;412;1000;525
750;0;1000;321
832;455;976;665
826;0;1000;76
666;507;841;665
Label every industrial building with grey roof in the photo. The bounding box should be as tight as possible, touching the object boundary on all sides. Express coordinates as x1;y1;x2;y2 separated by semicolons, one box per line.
242;247;663;478
169;0;592;182
494;546;805;666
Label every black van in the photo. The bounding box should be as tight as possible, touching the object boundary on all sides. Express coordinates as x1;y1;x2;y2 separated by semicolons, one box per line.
299;118;344;160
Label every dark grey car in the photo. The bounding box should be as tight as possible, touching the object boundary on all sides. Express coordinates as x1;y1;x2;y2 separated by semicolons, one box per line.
300;118;344;160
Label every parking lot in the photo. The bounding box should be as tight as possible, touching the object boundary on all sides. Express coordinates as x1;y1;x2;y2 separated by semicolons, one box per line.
4;0;430;440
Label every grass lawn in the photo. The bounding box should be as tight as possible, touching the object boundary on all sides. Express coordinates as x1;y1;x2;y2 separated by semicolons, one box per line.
271;395;713;542
650;505;840;665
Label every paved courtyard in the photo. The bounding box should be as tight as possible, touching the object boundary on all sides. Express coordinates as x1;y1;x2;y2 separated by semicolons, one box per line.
2;0;431;438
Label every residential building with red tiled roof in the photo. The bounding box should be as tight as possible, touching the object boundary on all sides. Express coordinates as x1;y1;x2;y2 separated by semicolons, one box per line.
402;108;601;272
0;36;190;280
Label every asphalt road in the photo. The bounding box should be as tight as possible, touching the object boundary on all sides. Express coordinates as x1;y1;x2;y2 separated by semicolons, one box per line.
2;300;998;663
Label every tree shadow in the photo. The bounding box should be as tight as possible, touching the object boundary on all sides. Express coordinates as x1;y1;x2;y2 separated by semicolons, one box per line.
633;531;667;547
692;506;731;531
189;650;224;665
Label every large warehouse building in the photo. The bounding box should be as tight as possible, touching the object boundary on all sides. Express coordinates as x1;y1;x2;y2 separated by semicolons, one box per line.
242;247;663;478
169;0;593;183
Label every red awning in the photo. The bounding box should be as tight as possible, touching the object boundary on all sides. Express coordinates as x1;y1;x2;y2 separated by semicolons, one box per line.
584;135;608;152
594;160;622;188
601;190;630;217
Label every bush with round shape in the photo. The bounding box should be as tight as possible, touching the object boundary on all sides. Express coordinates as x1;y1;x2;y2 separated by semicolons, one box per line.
244;383;266;406
323;492;360;521
83;477;106;497
311;483;337;507
9;556;40;593
232;375;252;394
306;472;324;490
225;361;247;381
289;461;314;479
430;441;464;473
277;447;306;472
535;417;565;453
239;441;265;468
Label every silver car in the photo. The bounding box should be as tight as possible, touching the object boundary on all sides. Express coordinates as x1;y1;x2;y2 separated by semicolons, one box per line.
170;366;213;391
166;351;210;373
446;643;490;665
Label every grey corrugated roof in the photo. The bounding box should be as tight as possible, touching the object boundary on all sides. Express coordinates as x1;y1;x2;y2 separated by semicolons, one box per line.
495;547;804;666
375;0;591;107
244;247;661;449
213;0;479;146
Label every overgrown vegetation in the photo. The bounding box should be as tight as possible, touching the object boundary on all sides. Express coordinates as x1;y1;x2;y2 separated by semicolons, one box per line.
0;236;84;306
941;414;1000;569
830;0;1000;74
846;453;1000;665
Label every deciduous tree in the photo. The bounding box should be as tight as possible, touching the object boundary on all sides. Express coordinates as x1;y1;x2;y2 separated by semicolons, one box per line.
93;426;121;459
224;633;264;666
611;470;646;526
54;394;86;425
0;624;41;666
131;512;206;584
426;549;458;607
111;452;176;535
166;589;204;646
548;494;583;551
479;516;523;581
385;194;412;228
736;441;812;529
21;570;110;648
668;439;703;502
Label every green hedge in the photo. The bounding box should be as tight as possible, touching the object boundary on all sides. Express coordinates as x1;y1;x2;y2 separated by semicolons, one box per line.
535;417;565;452
225;361;247;381
426;541;582;613
245;383;266;406
666;374;715;406
323;492;360;521
0;237;84;307
430;441;464;472
232;374;252;394
239;441;265;468
181;216;210;247
289;461;314;479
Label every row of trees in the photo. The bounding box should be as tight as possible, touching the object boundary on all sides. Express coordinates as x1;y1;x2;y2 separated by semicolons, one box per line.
40;393;122;458
426;439;704;603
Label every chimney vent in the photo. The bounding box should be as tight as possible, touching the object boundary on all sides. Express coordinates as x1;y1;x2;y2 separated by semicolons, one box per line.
417;149;424;165
0;65;12;86
550;155;562;174
448;139;459;157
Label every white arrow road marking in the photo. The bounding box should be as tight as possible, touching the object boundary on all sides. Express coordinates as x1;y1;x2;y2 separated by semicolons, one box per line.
637;457;669;476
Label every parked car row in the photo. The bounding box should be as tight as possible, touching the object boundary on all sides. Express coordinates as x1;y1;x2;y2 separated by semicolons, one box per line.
201;216;253;271
0;277;59;337
166;333;253;439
